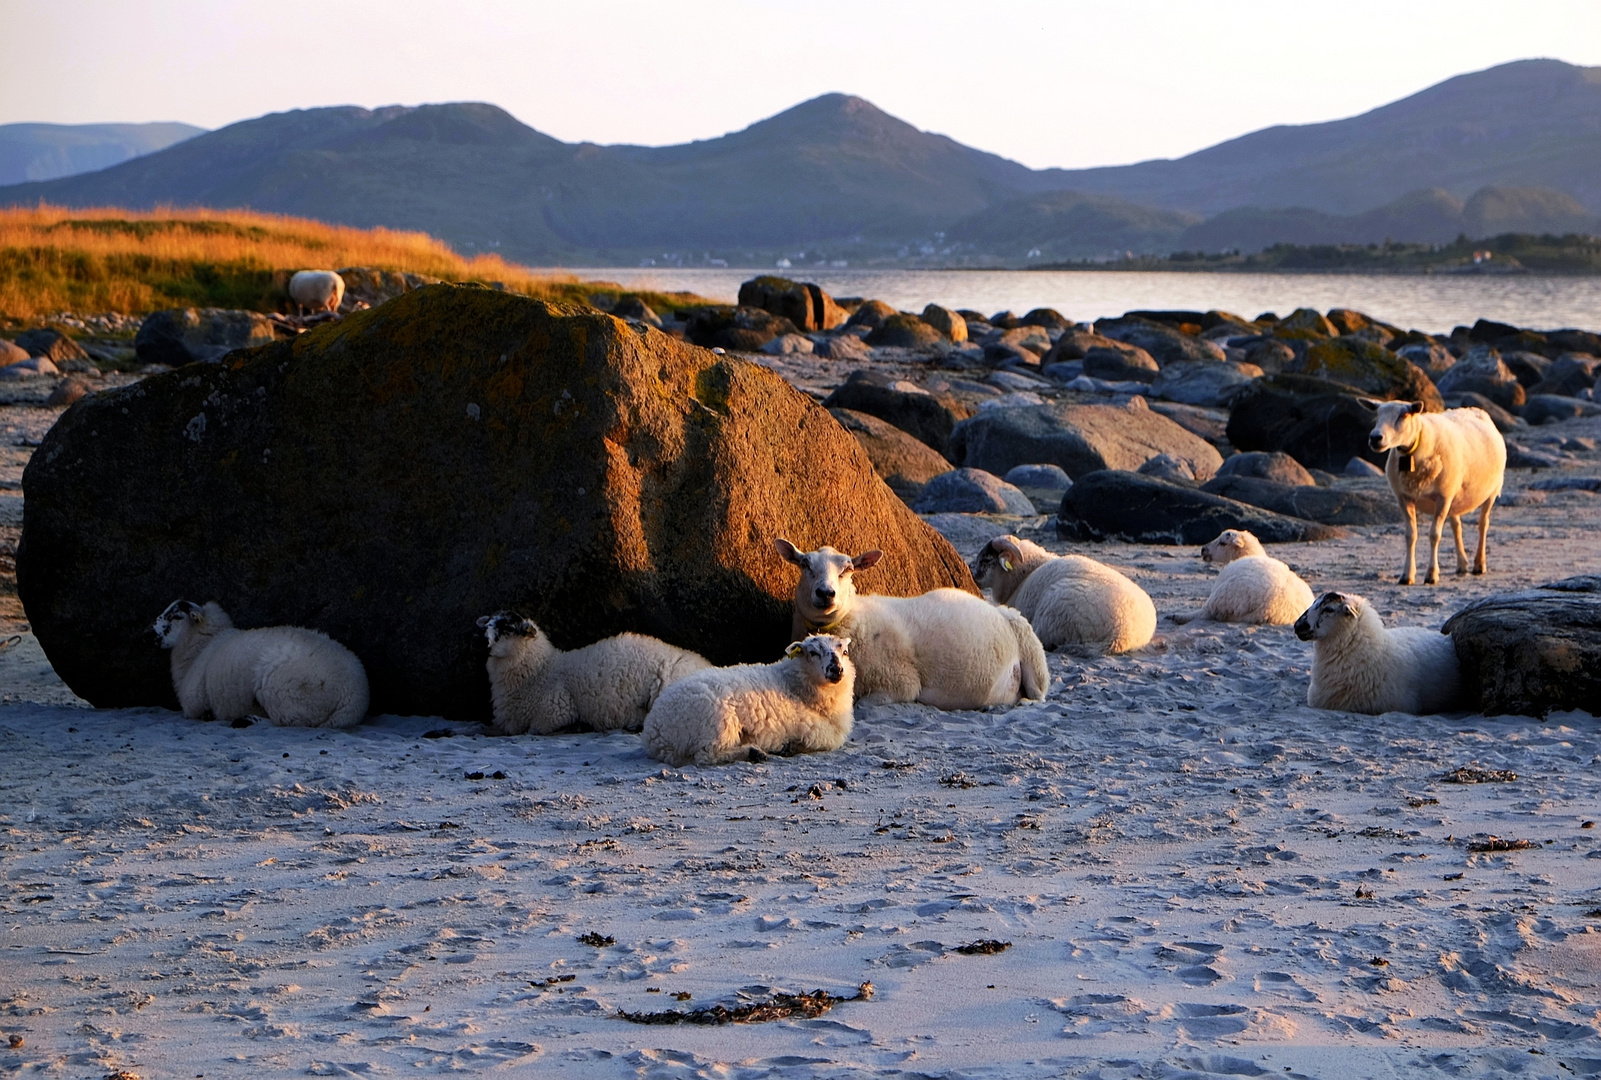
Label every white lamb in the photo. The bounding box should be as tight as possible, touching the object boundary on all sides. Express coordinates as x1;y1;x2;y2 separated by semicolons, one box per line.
971;535;1155;653
153;600;369;728
641;634;855;766
288;270;346;316
1173;529;1314;626
478;611;711;735
775;539;1048;708
1362;399;1505;585
1293;591;1461;714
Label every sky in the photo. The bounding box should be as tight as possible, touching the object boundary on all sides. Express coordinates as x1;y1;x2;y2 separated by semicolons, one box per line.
3;0;1600;170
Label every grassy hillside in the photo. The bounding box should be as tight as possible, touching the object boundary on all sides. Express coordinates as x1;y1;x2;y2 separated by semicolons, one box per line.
0;205;710;324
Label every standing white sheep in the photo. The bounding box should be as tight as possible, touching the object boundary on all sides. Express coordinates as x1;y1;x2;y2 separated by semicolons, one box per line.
775;539;1048;708
641;634;855;766
153;600;369;728
288;270;346;316
1293;591;1461;714
1362;399;1505;585
479;612;712;735
1173;529;1314;626
971;535;1155;653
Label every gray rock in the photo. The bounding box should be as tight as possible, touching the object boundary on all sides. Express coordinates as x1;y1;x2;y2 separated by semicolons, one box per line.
830;407;953;504
1041;361;1083;382
1003;463;1072;512
1442;392;1524;432
1435;346;1524;410
811;333;872;361
1529;353;1600;398
1147;401;1228;446
0;357;59;380
761;333;814;356
1443;576;1601;716
949;396;1222;481
612;296;663;327
1095;316;1227;366
1344;456;1386;477
1504;442;1565;469
1530;476;1601;492
1501;350;1551;388
16;329;90;364
1137;453;1198;484
977;392;1048;411
1082;345;1158;383
1021;308;1073;331
1241;337;1297;373
1217;450;1316;486
988;368;1051;393
1399;342;1457;378
821;369;971;455
913;468;1037;515
1200;474;1401;525
1522;394;1601;424
1056;470;1347;545
1150;359;1263;407
135;307;277;366
1226;374;1392;473
921;304;968;343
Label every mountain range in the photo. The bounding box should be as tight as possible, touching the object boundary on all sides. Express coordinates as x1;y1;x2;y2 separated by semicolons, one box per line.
0;122;205;186
2;59;1598;265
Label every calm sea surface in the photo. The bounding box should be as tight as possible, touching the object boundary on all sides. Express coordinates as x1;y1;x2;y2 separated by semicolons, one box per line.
561;268;1601;335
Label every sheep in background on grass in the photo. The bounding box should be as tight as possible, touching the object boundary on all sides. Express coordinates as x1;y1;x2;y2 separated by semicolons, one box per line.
1293;591;1461;714
642;634;855;766
1173;529;1314;626
288;270;346;316
479;612;711;735
153;600;369;728
972;534;1155;654
775;539;1048;708
1361;399;1505;585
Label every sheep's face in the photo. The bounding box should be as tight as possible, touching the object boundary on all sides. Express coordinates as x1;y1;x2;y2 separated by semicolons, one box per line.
152;600;203;648
1362;399;1424;454
1293;592;1360;641
478;611;540;654
971;535;1027;603
1201;529;1251;566
774;539;882;627
787;633;853;685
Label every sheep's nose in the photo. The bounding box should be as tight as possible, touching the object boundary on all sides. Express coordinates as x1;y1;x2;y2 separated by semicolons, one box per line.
1368;434;1384;450
815;587;835;603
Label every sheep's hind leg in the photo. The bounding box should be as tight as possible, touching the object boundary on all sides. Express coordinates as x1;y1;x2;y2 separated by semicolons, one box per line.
1473;496;1496;574
1450;514;1470;575
1398;502;1418;585
1424;508;1448;585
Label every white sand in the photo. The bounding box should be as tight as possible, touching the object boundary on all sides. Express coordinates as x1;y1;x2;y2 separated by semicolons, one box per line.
3;400;1601;1079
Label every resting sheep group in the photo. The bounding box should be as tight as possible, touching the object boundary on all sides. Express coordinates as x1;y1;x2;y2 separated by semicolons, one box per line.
479;612;711;735
971;535;1155;654
153;600;369;728
642;634;855;766
1175;529;1314;626
1294;591;1461;714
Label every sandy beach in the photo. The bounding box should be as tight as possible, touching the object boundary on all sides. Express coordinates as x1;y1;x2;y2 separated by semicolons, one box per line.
3;391;1600;1078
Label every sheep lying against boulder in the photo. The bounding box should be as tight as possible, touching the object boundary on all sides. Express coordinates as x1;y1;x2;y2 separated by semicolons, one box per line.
288;270;346;316
1174;529;1314;626
479;612;710;735
1362;400;1505;585
152;600;369;728
1293;591;1461;714
776;539;1048;708
642;634;855;766
971;535;1155;654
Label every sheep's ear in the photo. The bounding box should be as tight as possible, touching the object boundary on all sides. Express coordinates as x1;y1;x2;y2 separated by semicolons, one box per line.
838;637;851;653
774;538;807;565
475;615;492;628
1356;397;1383;411
851;549;883;572
1405;400;1424;414
992;534;1023;567
1000;556;1013;572
784;642;805;658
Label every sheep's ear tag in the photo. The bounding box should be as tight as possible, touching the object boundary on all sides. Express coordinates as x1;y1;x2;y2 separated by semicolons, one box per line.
1000;556;1013;572
785;643;804;658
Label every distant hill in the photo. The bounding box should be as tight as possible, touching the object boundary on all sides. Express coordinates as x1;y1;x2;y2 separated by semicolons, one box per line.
1180;185;1601;252
1034;59;1601;217
2;59;1598;265
0;122;204;185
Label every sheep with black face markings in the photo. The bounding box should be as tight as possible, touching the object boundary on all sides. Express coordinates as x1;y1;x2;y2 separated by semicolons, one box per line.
1173;529;1313;626
641;634;855;766
972;534;1155;654
478;612;711;735
776;539;1048;708
1293;591;1461;714
153;600;369;728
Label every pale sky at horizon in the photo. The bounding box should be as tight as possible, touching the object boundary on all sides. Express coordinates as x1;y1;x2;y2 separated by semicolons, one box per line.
3;0;1599;171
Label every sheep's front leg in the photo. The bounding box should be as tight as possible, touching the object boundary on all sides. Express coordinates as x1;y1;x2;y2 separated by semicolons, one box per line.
1474;496;1496;574
1450;514;1470;575
1424;507;1448;585
1398;502;1418;585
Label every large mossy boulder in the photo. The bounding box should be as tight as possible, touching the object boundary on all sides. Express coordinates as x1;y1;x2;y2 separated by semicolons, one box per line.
1443;577;1601;717
1227;373;1436;473
1056;471;1346;545
1288;339;1443;409
18;286;975;719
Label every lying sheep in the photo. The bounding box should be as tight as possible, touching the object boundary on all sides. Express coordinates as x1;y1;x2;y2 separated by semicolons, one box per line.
971;534;1155;653
1362;399;1505;585
479;612;711;735
1293;591;1461;714
641;634;855;766
1173;529;1314;626
775;539;1047;708
288;270;346;316
153;600;369;728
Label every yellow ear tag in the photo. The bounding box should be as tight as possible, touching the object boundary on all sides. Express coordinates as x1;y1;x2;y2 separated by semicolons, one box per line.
784;643;804;658
1000;557;1013;572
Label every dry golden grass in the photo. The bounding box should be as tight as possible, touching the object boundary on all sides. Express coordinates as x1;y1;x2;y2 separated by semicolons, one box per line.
0;205;710;325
